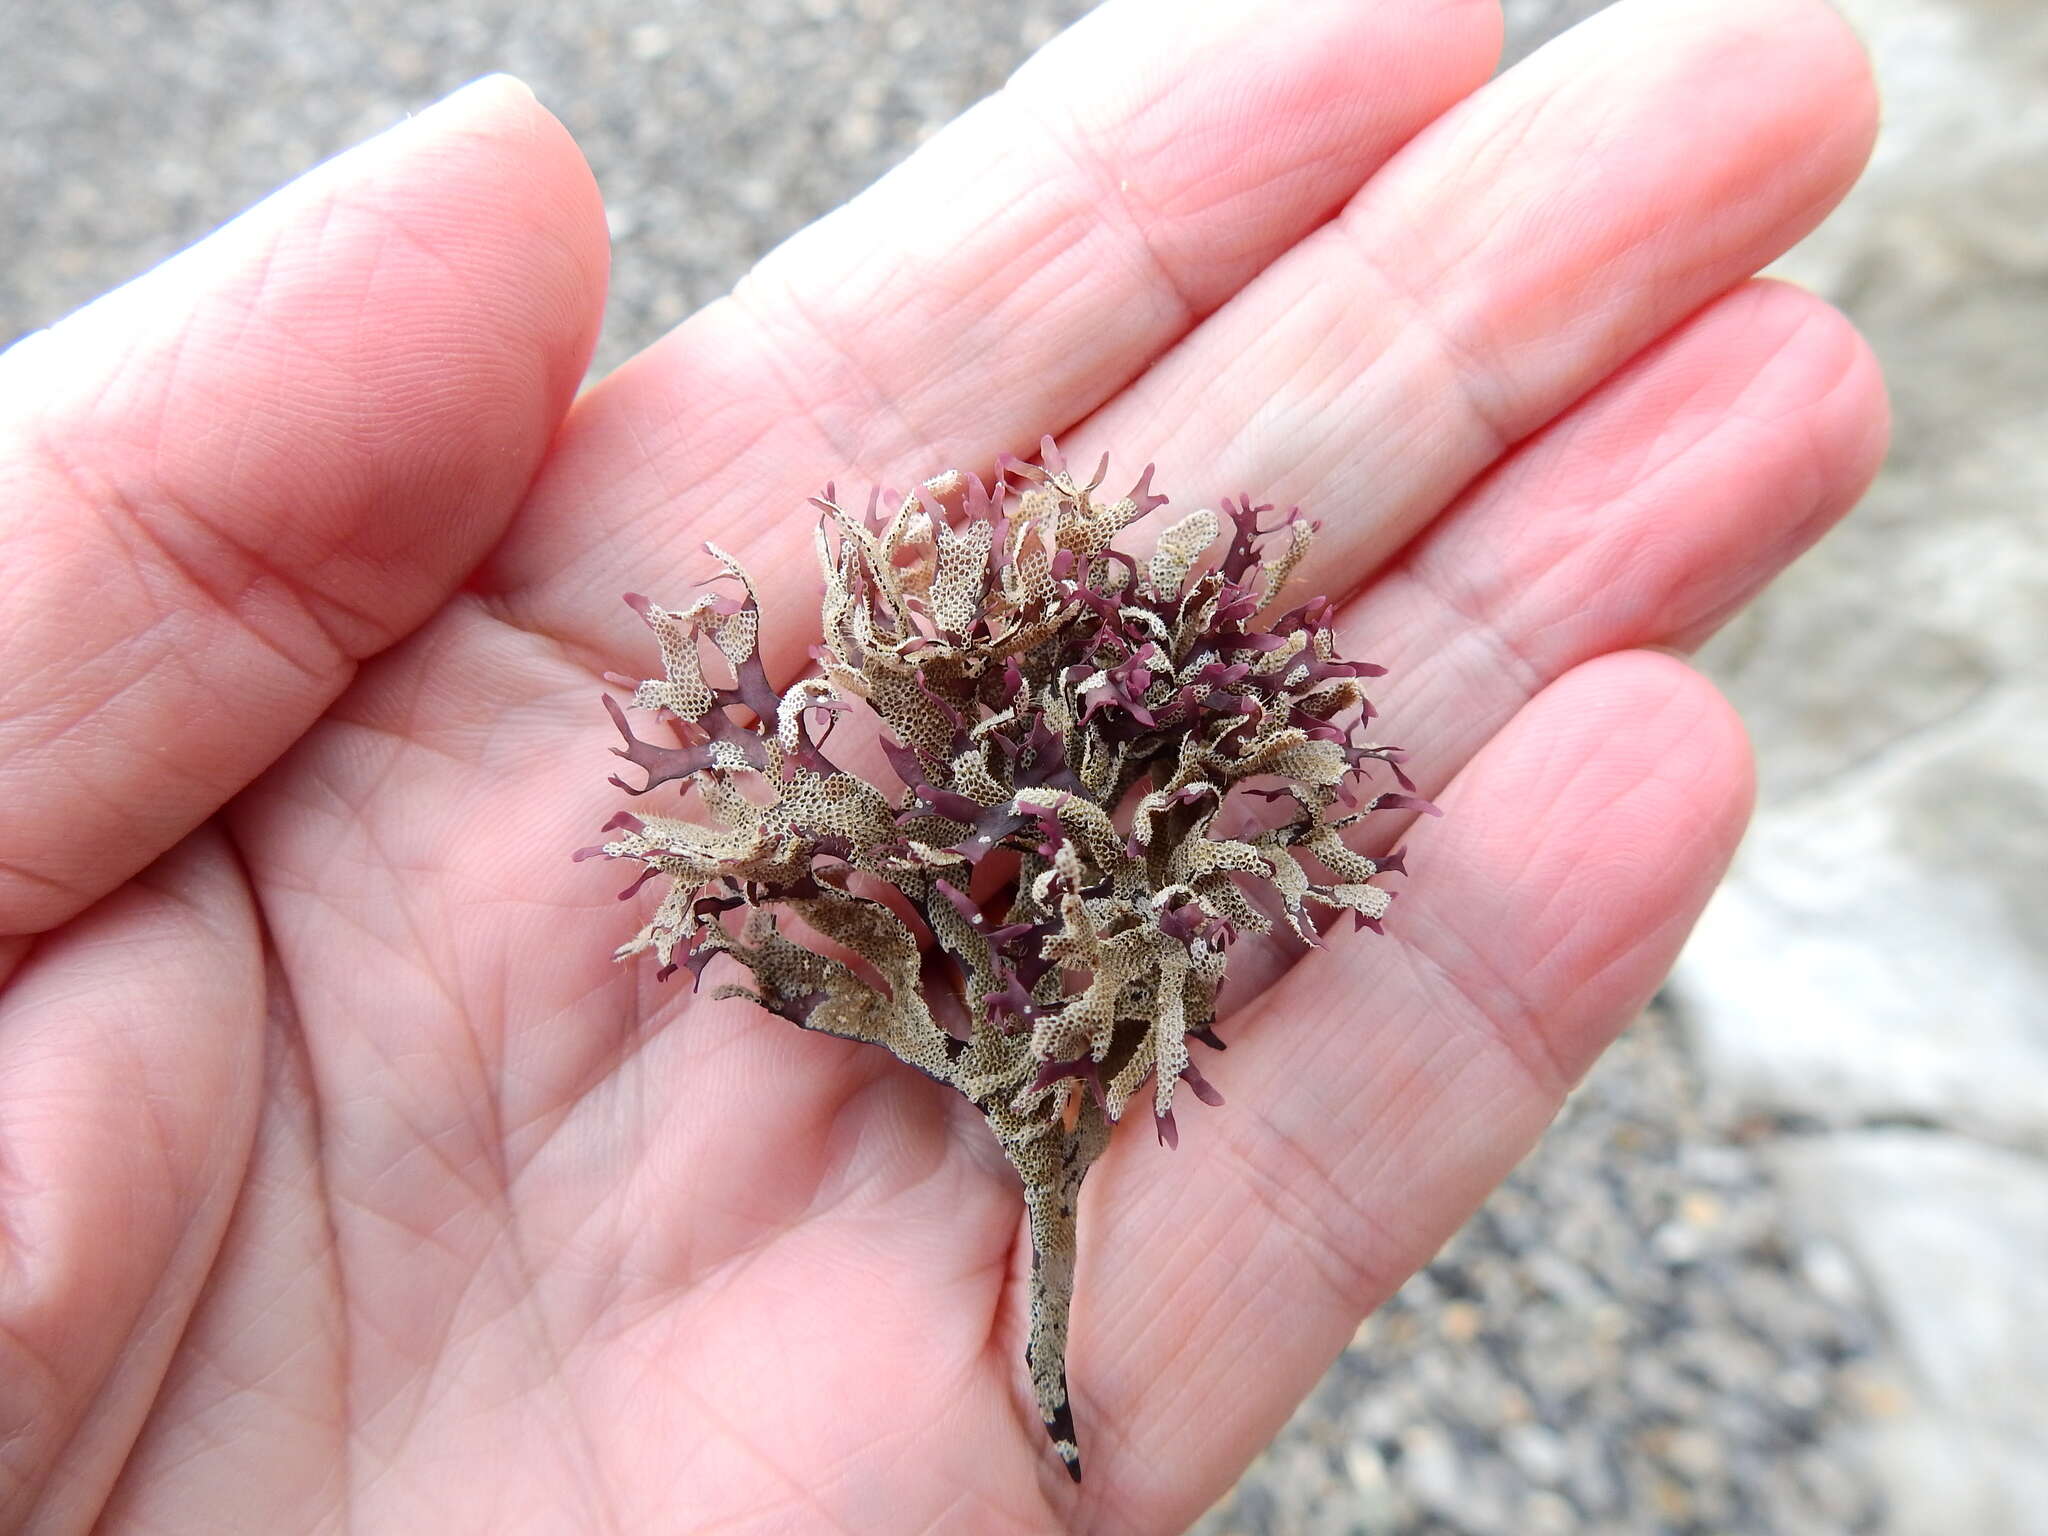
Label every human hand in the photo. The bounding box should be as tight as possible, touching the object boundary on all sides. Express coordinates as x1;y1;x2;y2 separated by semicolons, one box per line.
0;0;1885;1529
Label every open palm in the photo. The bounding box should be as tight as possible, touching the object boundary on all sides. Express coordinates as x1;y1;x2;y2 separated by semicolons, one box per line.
1;1;1885;1531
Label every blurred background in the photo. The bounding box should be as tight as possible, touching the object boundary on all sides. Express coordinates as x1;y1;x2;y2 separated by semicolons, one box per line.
4;0;2042;1530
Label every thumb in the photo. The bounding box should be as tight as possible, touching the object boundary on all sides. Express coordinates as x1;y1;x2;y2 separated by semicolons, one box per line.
0;74;608;938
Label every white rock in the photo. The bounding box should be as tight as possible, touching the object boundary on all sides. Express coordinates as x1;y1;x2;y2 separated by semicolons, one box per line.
1676;689;2048;1150
1854;1419;2048;1536
1676;0;2048;1151
1767;1131;2048;1534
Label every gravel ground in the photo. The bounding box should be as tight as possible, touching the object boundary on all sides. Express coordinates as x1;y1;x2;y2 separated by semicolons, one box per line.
2;2;1904;1531
2;0;1602;369
1191;1008;1901;1536
2;0;1094;375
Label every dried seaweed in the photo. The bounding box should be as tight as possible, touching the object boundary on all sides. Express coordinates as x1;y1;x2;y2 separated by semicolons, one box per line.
579;441;1432;1479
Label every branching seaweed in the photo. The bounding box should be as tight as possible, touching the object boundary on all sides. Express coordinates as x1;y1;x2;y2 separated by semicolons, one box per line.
578;441;1433;1479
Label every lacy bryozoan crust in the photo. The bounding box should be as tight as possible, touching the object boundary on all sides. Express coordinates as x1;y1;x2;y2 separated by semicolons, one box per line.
579;441;1433;1481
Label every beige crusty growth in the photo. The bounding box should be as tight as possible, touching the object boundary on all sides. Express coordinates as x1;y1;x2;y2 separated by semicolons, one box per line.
578;441;1432;1480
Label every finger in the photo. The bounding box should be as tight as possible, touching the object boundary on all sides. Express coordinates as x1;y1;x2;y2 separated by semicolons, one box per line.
1204;278;1882;1016
0;76;607;936
1355;278;1887;796
478;0;1505;659
1068;652;1753;1523
1064;0;1878;594
0;828;263;1531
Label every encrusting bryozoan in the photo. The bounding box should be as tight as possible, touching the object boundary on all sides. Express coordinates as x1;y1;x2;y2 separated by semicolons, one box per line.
578;439;1435;1481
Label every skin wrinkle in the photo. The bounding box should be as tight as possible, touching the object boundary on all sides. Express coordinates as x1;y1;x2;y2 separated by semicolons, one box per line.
802;1415;933;1521
798;1062;946;1217
631;1222;791;1334
413;1274;620;1536
341;1152;493;1301
629;1066;844;1278
336;1210;509;1481
511;413;796;673
0;937;30;995
969;185;1137;343
54;1136;231;1526
1085;1191;1248;1429
1073;1212;1330;1536
593;361;760;519
1547;304;1826;525
1205;1081;1416;1313
1133;1269;1246;1442
678;1488;864;1536
1328;221;1518;460
569;1184;652;1353
1086;1312;1268;1530
1003;88;1197;338
180;1290;327;1404
0;1321;64;1490
1029;0;1498;316
552;1028;704;1236
727;278;942;482
908;1484;981;1536
549;409;675;569
0;867;260;1530
470;1074;629;1536
612;1139;821;1303
1383;548;1550;704
1401;878;1575;1100
0;542;126;703
9;640;210;792
259;902;506;1482
1075;1448;1150;1536
125;1391;238;1487
355;1037;505;1216
883;189;1023;341
206;197;300;365
138;291;210;492
28;424;362;685
513;1203;635;1363
319;623;515;771
518;960;674;1133
0;857;87;929
1546;898;1699;1072
749;153;1055;406
478;976;650;1189
232;1114;356;1531
337;192;484;321
665;1370;864;1536
610;1038;830;1269
1529;730;1749;1041
263;882;451;1039
112;489;369;682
